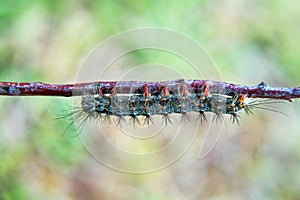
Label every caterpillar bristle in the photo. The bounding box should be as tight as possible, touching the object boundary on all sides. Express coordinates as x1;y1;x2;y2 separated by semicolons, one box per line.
197;111;208;125
180;112;192;124
244;105;253;115
143;115;154;126
212;112;224;124
243;98;287;116
230;112;240;125
129;114;141;127
161;113;172;126
116;115;126;128
102;114;112;124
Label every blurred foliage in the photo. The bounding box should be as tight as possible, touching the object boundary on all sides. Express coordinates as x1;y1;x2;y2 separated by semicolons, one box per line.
0;0;300;200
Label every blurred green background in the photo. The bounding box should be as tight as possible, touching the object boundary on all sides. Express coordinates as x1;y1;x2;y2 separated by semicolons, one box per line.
1;0;300;199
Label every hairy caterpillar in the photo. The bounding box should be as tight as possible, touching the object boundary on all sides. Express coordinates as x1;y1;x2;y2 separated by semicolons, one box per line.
71;80;288;127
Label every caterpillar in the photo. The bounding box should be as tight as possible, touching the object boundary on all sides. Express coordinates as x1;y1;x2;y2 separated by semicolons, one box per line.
71;80;289;127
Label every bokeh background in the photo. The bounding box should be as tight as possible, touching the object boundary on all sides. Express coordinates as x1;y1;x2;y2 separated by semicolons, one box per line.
1;0;300;199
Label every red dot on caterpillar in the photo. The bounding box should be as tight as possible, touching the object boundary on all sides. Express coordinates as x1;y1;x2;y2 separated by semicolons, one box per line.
181;83;189;97
143;85;149;98
162;85;169;97
204;84;210;97
111;87;117;98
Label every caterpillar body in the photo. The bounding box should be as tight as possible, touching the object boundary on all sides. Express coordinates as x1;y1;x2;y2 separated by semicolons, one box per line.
77;80;272;126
